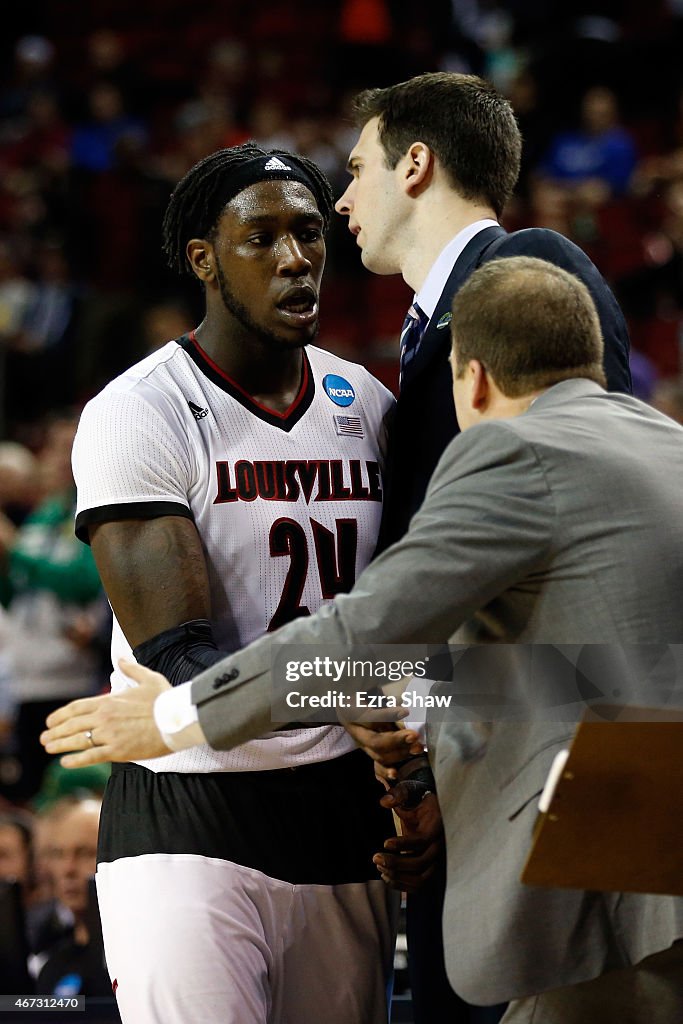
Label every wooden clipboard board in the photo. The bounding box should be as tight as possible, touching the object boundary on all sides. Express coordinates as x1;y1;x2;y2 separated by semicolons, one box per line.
521;705;683;896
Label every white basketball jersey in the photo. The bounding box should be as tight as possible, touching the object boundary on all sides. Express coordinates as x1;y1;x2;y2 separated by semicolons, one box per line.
73;333;394;773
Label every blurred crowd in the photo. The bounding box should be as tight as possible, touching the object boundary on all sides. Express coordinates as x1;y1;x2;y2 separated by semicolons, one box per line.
1;3;683;433
2;0;683;1001
0;408;113;998
0;793;113;1001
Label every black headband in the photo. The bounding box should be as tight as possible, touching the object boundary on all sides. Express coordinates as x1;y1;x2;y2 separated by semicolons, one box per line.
212;153;325;222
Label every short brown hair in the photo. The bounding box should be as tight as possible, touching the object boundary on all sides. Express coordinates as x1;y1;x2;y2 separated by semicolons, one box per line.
352;72;521;219
451;257;607;397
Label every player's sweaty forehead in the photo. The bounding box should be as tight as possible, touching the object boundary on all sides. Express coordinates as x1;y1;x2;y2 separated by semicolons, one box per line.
223;180;323;229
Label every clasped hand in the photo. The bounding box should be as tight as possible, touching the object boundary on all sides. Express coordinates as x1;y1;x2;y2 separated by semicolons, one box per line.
343;718;444;892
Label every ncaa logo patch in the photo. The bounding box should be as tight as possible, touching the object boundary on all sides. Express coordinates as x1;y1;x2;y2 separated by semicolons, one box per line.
323;374;355;407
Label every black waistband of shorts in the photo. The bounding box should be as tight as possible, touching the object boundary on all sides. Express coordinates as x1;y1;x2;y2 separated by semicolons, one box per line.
100;750;393;885
110;748;368;781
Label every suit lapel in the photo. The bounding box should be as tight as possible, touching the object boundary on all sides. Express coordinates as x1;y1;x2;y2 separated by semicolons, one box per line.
401;225;507;388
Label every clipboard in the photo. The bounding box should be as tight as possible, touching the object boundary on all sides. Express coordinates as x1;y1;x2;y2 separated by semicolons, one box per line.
521;705;683;896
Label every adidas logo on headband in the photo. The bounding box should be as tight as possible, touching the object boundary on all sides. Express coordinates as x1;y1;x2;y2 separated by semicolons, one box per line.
211;153;324;221
264;156;292;171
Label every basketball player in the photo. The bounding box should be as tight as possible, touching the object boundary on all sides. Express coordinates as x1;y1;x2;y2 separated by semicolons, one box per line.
70;145;397;1024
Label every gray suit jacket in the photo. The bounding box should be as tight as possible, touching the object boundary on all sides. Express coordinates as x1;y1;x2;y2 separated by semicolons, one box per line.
191;379;683;1003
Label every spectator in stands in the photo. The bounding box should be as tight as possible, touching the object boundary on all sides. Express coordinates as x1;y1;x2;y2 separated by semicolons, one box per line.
1;89;71;188
77;30;149;119
632;85;683;194
0;441;40;527
0;806;63;960
511;177;574;236
0;237;35;354
0;806;68;980
0;411;105;801
196;39;250;130
70;82;147;175
33;795;111;997
158;98;241;184
506;68;555;201
0;442;40;618
27;800;77;966
0;36;58;123
0;809;34;890
537;85;637;202
3;239;83;429
0;806;36;993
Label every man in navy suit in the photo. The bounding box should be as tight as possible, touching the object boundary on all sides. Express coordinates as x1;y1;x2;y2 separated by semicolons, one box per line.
335;71;632;1024
336;71;631;546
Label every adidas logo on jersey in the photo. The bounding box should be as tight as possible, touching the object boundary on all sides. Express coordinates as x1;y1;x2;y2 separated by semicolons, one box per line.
188;400;209;420
264;156;292;171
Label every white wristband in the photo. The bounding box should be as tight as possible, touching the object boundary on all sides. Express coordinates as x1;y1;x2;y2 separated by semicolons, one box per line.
154;682;206;751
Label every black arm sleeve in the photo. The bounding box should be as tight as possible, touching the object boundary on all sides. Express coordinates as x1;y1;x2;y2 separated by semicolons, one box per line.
132;619;225;687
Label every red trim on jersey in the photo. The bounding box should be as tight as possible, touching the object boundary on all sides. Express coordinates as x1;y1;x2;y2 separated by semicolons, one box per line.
188;331;310;420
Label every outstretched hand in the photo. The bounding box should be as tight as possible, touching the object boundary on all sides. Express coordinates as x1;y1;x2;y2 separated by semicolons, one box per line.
40;659;173;767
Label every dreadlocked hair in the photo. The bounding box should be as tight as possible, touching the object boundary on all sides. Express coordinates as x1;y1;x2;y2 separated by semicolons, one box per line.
161;143;335;276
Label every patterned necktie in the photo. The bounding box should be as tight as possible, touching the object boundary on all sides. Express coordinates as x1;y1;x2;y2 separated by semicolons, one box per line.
399;302;429;386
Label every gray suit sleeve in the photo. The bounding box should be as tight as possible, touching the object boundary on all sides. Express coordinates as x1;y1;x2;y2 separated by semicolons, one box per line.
192;421;556;750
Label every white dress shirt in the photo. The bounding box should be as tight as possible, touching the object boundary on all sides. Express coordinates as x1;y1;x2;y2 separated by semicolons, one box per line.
415;219;499;319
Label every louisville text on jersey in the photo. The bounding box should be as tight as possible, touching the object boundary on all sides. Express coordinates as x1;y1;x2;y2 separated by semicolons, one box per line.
214;458;382;504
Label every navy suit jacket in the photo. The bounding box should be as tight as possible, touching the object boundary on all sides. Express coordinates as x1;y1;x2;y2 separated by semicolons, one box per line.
377;225;632;550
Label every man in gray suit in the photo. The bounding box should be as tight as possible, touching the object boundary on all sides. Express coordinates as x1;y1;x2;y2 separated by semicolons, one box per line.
43;256;683;1021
